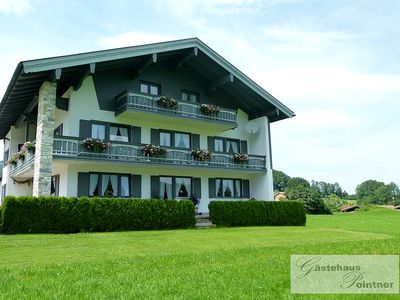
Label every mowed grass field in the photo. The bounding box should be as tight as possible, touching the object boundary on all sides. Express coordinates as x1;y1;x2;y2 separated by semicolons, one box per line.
0;208;399;299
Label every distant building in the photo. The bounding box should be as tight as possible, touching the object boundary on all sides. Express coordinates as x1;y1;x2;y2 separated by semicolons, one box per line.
274;191;285;201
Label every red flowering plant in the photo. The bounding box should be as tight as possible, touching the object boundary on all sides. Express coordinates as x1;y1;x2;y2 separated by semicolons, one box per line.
191;149;211;161
156;96;178;109
142;144;167;157
233;153;249;164
199;104;220;116
82;138;109;153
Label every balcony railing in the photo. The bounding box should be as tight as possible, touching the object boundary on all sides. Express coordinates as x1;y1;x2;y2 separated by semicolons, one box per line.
115;92;237;127
9;152;35;176
53;137;266;171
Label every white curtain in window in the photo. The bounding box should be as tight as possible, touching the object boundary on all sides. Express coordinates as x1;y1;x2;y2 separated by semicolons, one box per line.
110;175;118;196
91;124;106;140
216;179;223;197
110;126;129;142
160;177;173;200
102;174;111;196
214;139;224;152
226;141;238;153
234;180;241;198
120;176;130;197
223;179;234;197
160;133;171;147
175;133;189;148
89;174;99;196
175;177;191;198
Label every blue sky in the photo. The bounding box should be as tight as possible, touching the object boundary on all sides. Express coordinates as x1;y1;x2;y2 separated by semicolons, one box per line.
0;0;399;193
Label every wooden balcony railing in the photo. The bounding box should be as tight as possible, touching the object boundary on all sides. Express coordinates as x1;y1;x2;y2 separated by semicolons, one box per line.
53;137;266;171
115;92;237;127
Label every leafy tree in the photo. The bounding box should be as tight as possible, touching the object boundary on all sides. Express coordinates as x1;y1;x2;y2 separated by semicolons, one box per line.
273;170;290;192
311;180;345;197
372;182;400;205
323;194;349;212
285;184;331;214
356;180;385;203
287;177;310;189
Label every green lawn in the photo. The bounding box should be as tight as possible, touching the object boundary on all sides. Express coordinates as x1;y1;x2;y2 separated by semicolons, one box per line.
0;207;399;299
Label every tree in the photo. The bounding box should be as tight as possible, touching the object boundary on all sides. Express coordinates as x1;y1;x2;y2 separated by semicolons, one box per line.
287;177;310;189
285;184;331;214
273;170;290;192
356;180;385;203
311;180;345;198
323;194;349;212
373;182;400;205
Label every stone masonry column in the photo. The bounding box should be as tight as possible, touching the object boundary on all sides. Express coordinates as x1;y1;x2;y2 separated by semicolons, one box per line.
32;81;56;196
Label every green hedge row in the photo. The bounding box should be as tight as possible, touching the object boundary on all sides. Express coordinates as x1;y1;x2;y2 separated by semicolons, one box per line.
208;200;306;226
0;196;195;234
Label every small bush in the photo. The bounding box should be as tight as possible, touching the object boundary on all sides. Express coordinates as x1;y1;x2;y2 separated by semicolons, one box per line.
208;200;306;227
285;186;331;214
0;196;195;234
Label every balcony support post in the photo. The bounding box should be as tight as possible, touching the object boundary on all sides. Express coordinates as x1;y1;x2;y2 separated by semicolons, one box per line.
32;81;56;196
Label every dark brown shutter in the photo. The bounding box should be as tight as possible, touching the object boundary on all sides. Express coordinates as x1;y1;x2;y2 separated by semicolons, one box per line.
150;176;160;199
131;126;141;144
208;178;216;198
79;120;91;138
242;180;250;198
191;134;200;149
192;177;201;199
207;136;214;151
77;172;89;197
131;175;141;198
240;140;248;153
150;129;160;145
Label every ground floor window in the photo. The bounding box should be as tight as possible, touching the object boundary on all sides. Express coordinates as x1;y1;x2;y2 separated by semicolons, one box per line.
51;175;59;196
89;173;130;197
216;178;242;198
159;176;191;200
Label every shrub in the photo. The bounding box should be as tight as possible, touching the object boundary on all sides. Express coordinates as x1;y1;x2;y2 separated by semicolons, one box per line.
323;194;349;212
0;196;195;234
285;186;331;214
208;200;306;227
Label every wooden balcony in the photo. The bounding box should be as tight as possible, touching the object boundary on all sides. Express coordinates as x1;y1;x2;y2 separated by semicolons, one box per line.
115;92;238;131
52;137;266;172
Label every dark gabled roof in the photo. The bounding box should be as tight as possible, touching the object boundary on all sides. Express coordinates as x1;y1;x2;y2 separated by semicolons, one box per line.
0;37;295;138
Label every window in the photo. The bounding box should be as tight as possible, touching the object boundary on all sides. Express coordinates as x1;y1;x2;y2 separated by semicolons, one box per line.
51;175;59;196
226;139;239;153
89;173;130;197
159;131;190;148
159;176;192;200
4;149;9;163
174;133;190;148
214;139;224;152
216;179;242;198
110;125;129;142
140;81;160;96
1;184;6;201
54;124;63;136
182;91;199;103
175;177;191;198
91;124;106;140
212;137;242;153
160;132;171;147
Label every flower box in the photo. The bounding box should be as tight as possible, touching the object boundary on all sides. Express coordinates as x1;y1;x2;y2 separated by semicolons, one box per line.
156;96;178;109
191;149;211;161
142;144;167;157
82;138;109;153
233;153;249;164
199;104;220;116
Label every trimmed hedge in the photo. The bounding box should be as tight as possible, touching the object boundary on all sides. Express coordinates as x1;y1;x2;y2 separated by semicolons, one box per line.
208;200;306;226
0;196;195;234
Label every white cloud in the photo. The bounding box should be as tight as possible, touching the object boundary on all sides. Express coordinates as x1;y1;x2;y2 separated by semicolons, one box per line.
0;0;36;16
98;32;177;49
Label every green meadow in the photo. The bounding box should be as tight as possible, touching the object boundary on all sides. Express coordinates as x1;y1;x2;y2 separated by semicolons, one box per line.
0;207;398;299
